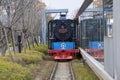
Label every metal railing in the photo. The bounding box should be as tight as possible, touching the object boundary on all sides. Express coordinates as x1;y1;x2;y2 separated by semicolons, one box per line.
80;48;114;80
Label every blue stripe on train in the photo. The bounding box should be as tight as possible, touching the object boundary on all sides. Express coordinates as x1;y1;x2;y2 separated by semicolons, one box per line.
52;42;75;50
89;41;104;49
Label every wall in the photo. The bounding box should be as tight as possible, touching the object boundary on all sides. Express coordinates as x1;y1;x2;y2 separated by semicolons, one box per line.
104;37;114;77
113;0;120;79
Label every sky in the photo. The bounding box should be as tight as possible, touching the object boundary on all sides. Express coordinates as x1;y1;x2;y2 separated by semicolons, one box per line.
42;0;84;19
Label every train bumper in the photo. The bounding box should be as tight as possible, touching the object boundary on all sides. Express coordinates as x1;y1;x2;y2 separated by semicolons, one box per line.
54;56;73;60
48;49;80;60
85;49;104;59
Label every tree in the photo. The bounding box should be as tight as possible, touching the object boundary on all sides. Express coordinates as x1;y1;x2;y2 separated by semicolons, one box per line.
0;0;51;57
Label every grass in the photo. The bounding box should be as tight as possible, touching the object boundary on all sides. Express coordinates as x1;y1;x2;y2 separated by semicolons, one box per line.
3;50;44;64
72;59;99;80
0;60;33;80
0;44;51;80
3;44;47;63
32;44;48;54
28;61;55;80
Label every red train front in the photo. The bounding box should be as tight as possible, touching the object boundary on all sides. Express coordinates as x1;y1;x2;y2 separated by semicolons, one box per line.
48;18;80;60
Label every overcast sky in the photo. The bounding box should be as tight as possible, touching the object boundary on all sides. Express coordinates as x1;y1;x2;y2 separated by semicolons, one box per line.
42;0;84;19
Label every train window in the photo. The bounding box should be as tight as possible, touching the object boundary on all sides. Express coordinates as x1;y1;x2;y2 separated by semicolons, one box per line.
71;23;74;27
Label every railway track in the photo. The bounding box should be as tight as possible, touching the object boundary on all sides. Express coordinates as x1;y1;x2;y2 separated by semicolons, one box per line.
49;61;75;80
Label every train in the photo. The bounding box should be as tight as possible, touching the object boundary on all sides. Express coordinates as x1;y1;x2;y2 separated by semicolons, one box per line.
79;18;104;59
48;15;80;60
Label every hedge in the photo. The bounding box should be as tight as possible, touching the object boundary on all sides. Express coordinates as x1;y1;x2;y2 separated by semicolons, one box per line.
0;60;33;80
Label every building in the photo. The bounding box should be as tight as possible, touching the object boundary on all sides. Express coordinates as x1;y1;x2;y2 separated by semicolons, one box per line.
93;0;103;8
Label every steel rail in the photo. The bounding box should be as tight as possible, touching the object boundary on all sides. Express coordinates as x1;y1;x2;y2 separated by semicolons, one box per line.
49;62;58;80
69;62;75;80
49;62;75;80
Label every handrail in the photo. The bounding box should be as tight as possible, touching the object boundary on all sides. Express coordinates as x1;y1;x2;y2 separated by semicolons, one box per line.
80;48;114;80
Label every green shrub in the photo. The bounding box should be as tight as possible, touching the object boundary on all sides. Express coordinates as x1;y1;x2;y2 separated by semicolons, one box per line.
4;47;45;63
0;56;9;61
18;53;42;64
0;60;33;80
33;44;48;53
3;44;46;64
25;50;45;57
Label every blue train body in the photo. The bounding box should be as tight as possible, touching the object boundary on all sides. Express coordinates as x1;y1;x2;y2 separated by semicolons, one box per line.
89;41;104;49
52;42;75;50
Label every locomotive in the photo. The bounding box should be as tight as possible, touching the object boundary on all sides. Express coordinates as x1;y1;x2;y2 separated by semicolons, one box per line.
79;18;104;49
79;18;104;59
48;15;80;60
